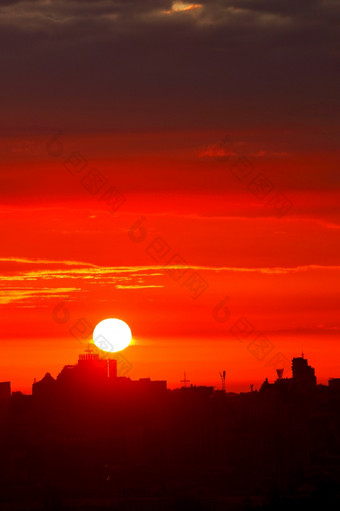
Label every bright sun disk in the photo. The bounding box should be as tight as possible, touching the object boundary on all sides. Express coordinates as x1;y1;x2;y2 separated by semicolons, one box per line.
93;318;132;353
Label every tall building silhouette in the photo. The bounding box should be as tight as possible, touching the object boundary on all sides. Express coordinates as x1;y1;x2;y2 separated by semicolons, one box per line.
292;356;317;388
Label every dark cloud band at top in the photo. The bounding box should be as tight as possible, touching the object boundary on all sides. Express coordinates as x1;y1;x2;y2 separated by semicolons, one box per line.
0;0;338;135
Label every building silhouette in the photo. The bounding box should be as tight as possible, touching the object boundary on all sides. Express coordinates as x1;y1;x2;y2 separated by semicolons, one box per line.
0;353;340;510
329;377;340;391
33;352;167;403
260;355;317;394
0;381;10;400
292;355;317;388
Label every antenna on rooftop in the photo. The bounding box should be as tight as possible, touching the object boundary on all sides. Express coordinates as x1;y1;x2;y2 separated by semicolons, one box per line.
180;371;190;387
219;370;226;391
85;343;94;354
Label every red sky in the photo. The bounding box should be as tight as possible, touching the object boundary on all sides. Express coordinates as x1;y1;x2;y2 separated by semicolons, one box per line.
1;129;339;393
0;1;339;393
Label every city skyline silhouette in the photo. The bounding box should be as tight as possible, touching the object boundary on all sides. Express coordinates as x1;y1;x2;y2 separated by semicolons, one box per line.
1;349;340;510
3;346;339;397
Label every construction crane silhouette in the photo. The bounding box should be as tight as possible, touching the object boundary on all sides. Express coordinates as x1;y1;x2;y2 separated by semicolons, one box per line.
219;370;226;391
180;371;190;387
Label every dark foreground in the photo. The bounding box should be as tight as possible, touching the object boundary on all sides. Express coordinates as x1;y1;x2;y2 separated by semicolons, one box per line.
1;356;340;510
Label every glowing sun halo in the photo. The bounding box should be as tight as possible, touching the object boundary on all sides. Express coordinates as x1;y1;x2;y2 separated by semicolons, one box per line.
93;318;132;353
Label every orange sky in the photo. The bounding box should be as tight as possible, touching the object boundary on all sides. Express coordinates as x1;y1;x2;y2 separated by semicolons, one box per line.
1;130;339;393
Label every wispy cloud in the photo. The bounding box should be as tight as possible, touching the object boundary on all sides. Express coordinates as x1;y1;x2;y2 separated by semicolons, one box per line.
2;257;340;282
0;257;98;267
163;2;203;15
116;285;164;289
0;287;80;305
1;256;340;306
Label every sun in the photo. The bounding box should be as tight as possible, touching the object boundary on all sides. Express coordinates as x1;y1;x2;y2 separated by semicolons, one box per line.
93;318;132;353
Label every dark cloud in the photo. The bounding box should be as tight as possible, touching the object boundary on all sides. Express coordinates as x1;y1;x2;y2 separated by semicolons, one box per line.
0;0;338;135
